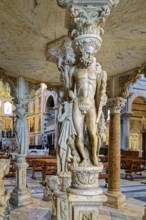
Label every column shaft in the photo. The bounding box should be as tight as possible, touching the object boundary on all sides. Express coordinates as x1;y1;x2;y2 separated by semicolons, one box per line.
108;112;120;193
105;97;126;209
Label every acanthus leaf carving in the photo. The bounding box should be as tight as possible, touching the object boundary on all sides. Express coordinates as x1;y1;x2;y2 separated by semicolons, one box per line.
107;97;126;113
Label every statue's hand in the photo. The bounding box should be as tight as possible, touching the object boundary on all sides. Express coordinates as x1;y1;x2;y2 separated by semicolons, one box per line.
68;90;76;101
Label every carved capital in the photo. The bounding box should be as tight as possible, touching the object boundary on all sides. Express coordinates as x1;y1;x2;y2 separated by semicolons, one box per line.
57;0;119;8
56;0;119;66
107;97;126;113
121;112;132;119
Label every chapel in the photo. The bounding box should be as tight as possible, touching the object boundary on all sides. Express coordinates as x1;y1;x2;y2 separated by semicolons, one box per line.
0;1;146;220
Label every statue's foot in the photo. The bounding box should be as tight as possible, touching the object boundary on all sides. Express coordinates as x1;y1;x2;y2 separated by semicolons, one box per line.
92;156;99;166
79;159;87;167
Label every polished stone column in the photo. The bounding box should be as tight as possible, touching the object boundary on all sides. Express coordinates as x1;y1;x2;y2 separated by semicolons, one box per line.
105;97;126;209
121;112;131;150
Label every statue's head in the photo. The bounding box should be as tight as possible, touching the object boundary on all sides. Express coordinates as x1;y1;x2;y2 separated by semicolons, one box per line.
75;35;102;67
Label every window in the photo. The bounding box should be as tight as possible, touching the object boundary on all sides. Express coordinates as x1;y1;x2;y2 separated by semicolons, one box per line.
4;102;12;115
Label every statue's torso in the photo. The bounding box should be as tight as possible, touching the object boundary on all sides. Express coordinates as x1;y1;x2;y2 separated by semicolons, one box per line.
74;67;96;99
73;66;98;112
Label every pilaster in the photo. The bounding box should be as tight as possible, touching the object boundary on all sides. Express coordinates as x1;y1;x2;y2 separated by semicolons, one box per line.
121;112;132;150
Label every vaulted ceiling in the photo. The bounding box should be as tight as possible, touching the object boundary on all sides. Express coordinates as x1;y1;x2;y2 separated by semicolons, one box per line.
0;0;146;85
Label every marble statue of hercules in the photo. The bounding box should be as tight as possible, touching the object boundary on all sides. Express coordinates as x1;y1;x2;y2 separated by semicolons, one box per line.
69;62;107;166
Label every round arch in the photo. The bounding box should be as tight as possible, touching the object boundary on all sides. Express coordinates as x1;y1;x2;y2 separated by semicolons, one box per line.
128;91;146;113
45;95;55;112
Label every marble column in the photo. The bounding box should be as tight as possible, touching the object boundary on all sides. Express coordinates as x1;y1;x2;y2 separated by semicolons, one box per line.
121;112;131;150
10;77;33;207
105;97;127;209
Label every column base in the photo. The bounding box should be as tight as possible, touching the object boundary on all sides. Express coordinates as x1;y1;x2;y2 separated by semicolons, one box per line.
52;165;107;220
143;208;146;220
52;190;67;220
10;188;33;207
68;192;106;220
105;192;126;209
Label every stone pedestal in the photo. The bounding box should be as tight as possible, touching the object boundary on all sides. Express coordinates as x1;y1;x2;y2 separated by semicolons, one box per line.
105;98;126;209
67;165;107;220
53;164;107;220
10;155;33;207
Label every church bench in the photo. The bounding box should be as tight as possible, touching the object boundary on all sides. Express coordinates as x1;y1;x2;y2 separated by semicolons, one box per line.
99;162;108;187
42;161;57;181
4;159;16;178
26;155;56;167
31;159;57;180
121;158;146;180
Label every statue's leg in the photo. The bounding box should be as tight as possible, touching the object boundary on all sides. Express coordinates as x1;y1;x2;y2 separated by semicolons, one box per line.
73;103;86;166
60;148;66;174
86;106;98;166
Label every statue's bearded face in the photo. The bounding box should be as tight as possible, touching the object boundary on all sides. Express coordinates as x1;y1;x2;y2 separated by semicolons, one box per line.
80;47;95;67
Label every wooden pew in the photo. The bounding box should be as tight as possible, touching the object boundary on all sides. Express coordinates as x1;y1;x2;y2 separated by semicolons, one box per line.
121;158;146;180
4;159;16;178
32;159;57;180
42;161;57;181
99;162;108;187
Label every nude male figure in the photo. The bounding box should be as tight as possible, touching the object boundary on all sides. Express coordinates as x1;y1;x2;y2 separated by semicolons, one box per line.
69;56;107;166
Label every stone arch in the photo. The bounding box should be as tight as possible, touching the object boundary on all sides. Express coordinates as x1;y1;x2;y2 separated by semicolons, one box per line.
44;91;57;113
128;92;146;113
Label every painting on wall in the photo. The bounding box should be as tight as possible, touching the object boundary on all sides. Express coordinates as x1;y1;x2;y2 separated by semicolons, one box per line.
38;97;41;112
30;117;35;132
4;118;12;130
38;134;42;145
30;135;35;145
38;116;41;132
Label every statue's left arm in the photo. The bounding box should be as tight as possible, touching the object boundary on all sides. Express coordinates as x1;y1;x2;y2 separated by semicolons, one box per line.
96;70;107;123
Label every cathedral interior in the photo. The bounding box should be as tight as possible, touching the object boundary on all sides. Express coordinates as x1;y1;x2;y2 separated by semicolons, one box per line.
0;1;146;220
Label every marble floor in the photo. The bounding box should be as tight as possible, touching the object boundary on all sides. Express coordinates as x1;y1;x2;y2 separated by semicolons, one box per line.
4;170;146;220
